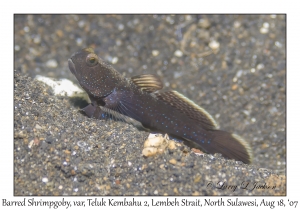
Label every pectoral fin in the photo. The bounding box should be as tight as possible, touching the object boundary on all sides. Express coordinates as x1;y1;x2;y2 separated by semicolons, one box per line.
81;104;105;119
81;103;145;129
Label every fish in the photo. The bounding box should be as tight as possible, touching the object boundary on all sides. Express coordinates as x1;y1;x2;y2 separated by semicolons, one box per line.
68;48;253;164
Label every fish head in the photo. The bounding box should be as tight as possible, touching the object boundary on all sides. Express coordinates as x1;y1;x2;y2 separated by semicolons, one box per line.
68;48;117;98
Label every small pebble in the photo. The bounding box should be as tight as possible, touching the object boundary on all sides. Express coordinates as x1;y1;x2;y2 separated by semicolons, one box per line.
231;84;238;90
152;50;160;57
78;20;86;28
194;174;201;183
209;40;220;50
116;39;122;46
15;45;21;51
76;38;83;46
24;26;30;32
174;50;183;57
42;177;48;183
35;124;42;129
46;59;58;68
236;70;243;78
28;140;34;149
198;19;210;28
192;191;200;196
260;27;268;34
242;110;250;116
257;63;265;70
233;21;241;28
118;24;124;31
263;22;270;28
111;57;118;64
169;158;177;165
260;23;269;34
275;41;282;48
33;35;41;44
191;148;204;155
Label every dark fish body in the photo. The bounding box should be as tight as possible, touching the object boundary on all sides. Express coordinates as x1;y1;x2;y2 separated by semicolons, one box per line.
68;48;253;164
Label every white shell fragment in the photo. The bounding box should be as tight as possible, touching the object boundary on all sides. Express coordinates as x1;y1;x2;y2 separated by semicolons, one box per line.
142;147;158;157
142;133;177;157
28;140;34;149
209;40;220;50
174;50;183;57
35;75;84;96
45;59;58;68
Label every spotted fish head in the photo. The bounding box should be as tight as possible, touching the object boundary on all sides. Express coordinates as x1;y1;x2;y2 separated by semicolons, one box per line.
68;48;120;98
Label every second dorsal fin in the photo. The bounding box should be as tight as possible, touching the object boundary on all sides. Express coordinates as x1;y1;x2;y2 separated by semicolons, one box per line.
154;90;219;130
131;74;163;93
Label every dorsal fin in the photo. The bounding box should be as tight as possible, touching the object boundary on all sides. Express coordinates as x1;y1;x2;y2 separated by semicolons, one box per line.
131;74;163;93
154;90;219;130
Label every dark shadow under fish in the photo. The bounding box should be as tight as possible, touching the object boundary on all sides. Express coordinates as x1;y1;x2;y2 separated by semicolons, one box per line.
68;48;253;164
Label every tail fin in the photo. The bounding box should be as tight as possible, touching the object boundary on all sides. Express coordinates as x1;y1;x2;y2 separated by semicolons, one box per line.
201;130;253;164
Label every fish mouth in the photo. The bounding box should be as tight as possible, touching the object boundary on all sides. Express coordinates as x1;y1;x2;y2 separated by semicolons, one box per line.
68;58;76;75
68;57;95;92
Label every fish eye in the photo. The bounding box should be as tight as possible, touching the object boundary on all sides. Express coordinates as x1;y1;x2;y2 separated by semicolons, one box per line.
86;53;98;67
